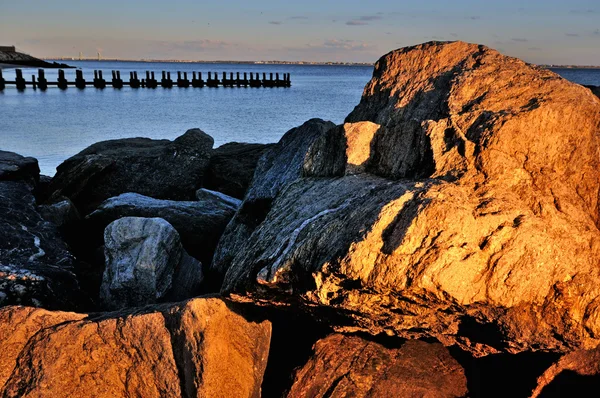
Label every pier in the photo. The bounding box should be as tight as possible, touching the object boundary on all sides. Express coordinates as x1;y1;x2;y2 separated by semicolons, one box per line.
0;69;292;91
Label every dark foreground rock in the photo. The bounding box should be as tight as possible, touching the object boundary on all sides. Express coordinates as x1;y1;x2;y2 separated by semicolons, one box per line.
100;217;203;310
584;84;600;99
0;150;39;185
0;297;271;398
0;181;88;310
87;192;238;266
287;334;468;397
219;41;600;357
531;347;600;397
205;142;275;199
46;129;214;215
211;118;335;280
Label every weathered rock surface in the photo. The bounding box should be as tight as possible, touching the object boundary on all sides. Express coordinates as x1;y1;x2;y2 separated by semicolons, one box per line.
87;192;238;265
46;129;214;215
205;142;275;199
585;84;600;99
211;118;336;279
0;181;88;310
0;150;39;185
220;41;600;356
100;217;203;310
531;347;600;397
0;298;271;397
288;334;468;397
196;188;242;208
38;197;80;229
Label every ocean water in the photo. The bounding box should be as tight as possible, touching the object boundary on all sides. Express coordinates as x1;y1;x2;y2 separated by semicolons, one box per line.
0;61;599;176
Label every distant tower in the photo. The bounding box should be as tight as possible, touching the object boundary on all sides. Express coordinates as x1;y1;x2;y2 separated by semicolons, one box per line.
79;51;82;60
97;51;101;61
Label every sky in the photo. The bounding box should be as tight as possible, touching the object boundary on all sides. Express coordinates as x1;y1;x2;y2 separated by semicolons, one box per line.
1;0;599;65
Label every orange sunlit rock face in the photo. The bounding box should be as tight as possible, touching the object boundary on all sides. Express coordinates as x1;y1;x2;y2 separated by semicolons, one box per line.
0;298;271;398
287;334;468;397
220;41;600;357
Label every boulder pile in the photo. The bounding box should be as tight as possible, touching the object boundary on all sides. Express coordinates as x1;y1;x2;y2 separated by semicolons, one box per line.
2;41;600;397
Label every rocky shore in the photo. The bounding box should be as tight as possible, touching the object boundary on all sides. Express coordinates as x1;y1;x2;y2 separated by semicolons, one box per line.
0;50;73;69
2;41;600;397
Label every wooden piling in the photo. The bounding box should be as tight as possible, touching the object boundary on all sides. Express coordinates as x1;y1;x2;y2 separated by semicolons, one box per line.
15;69;26;90
130;71;140;88
0;69;291;90
58;69;68;90
37;69;48;90
75;70;85;89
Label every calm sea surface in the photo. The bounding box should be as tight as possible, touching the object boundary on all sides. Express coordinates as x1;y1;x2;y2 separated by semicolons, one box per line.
0;61;599;176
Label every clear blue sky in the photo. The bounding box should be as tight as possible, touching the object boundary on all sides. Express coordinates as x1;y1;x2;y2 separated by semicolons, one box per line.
1;0;599;64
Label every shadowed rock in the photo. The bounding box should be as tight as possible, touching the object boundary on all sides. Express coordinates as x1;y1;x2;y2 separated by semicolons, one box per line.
205;142;275;199
100;217;203;310
531;347;600;397
87;192;238;266
45;129;214;215
211;119;335;281
287;334;468;397
0;180;89;310
0;298;271;398
220;42;600;356
0;150;39;185
584;84;600;99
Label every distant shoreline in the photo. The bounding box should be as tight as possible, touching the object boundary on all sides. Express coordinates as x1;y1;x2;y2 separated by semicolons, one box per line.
44;58;374;67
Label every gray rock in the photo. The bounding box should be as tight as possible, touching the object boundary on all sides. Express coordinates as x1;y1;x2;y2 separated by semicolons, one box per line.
0;181;88;310
204;142;275;199
196;188;242;208
100;217;203;310
38;197;80;229
87;192;237;265
0;150;39;185
46;129;214;215
211;119;335;280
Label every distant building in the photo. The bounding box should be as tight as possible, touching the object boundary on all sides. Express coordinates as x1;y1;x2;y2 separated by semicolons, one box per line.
0;45;16;53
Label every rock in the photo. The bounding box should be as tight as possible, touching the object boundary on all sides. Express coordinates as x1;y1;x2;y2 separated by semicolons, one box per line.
205;142;275;199
46;129;214;215
0;181;89;310
100;217;203;310
584;84;600;99
211;119;335;280
196;188;242;208
87;192;238;265
287;334;468;397
0;150;40;185
531;347;600;397
38;197;80;229
220;42;600;356
0;297;272;397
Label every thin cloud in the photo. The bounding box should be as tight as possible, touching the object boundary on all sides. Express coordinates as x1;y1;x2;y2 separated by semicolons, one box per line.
565;33;580;37
450;33;458;38
528;47;542;51
594;29;600;36
569;9;597;15
288;39;377;53
346;20;368;26
289;16;309;20
269;21;282;25
511;38;528;42
467;16;481;20
346;15;382;26
358;15;382;21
